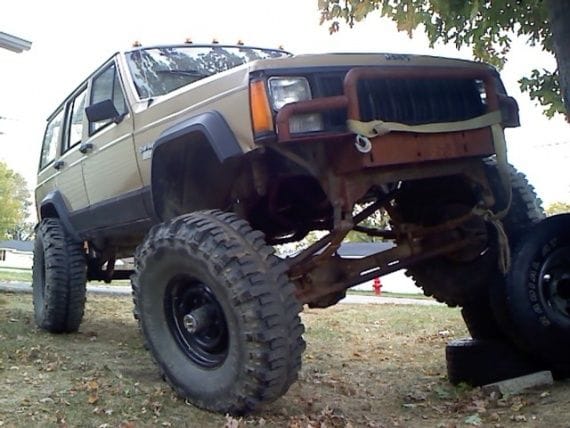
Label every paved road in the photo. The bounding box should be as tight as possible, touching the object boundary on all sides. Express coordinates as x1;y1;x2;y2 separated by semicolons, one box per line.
0;281;441;306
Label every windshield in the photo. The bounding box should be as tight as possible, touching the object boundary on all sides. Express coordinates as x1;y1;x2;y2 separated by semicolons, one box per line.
126;45;290;99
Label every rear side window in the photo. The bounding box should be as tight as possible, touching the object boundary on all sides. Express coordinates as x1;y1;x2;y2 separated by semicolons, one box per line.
40;109;64;169
89;63;127;134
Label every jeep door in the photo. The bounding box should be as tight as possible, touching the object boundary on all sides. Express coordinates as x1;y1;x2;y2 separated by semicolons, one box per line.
79;59;144;229
53;85;90;213
36;107;65;214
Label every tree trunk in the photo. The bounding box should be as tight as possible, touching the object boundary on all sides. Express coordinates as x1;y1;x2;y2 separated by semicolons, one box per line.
546;0;570;119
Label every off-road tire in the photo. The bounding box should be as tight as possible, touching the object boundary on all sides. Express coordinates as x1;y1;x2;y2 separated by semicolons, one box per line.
399;162;543;308
131;210;305;415
495;214;570;368
460;301;505;340
32;218;87;333
446;338;544;386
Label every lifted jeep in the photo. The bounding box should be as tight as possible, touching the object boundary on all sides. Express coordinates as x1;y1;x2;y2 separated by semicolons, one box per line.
34;43;542;414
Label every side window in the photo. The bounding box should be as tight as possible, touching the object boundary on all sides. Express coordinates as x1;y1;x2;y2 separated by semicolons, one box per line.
89;62;127;134
65;87;87;151
40;109;64;169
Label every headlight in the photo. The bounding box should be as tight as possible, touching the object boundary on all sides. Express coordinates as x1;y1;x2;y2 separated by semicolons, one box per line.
268;77;312;109
267;76;324;134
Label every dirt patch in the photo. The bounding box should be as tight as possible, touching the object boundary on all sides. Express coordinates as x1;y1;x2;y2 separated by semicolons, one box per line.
0;293;569;427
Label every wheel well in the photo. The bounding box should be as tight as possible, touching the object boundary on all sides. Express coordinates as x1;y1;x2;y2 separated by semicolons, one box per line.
40;203;58;219
151;132;238;221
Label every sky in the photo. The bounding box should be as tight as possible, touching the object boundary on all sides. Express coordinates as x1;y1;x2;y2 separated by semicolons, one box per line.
0;0;568;220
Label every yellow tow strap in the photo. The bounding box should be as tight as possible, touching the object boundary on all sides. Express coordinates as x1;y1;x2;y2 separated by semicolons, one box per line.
347;111;503;137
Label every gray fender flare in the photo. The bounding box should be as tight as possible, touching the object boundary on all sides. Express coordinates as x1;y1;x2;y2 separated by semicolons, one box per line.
152;111;242;162
38;191;81;241
150;111;243;218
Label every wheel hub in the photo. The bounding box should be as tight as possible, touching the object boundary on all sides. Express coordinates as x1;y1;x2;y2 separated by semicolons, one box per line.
165;277;229;368
539;248;570;322
182;305;213;334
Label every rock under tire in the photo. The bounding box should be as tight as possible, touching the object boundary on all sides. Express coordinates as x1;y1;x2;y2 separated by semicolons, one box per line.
131;210;305;415
446;338;545;386
32;218;87;333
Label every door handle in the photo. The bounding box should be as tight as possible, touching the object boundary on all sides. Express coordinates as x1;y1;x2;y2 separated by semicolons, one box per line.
53;160;65;170
79;142;94;154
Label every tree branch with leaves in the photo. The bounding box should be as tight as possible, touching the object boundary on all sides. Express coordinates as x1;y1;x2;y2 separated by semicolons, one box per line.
318;0;569;119
0;161;31;240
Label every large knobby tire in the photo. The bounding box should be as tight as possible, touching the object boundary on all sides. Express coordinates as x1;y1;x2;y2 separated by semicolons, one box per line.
446;337;545;386
496;214;570;368
398;162;543;309
131;210;305;415
32;218;87;333
460;301;506;340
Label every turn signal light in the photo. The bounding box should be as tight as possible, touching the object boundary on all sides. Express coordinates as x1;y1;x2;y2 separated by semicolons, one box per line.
250;80;274;135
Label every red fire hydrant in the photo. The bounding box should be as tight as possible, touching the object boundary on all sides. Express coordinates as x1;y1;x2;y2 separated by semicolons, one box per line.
373;277;382;296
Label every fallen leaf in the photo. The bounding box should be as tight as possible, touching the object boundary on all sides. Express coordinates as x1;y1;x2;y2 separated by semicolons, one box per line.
464;414;482;426
510;414;527;422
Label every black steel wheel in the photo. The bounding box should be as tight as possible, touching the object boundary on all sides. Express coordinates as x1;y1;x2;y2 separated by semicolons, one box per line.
495;214;570;366
165;277;229;368
132;210;305;415
32;218;87;333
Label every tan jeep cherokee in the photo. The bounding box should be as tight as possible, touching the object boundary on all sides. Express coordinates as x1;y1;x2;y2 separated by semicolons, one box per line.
34;43;543;414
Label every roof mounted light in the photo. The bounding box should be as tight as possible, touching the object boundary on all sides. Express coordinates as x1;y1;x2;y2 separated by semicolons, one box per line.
185;38;193;44
132;40;142;48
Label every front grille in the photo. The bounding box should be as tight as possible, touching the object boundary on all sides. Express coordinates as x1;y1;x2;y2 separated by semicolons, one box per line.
357;78;485;124
313;72;486;127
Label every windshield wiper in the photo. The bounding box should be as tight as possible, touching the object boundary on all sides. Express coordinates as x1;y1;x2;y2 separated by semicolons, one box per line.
156;69;209;77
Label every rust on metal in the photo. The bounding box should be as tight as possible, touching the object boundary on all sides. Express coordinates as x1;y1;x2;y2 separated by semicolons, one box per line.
327;129;494;173
363;128;495;167
294;236;471;304
273;65;503;307
273;65;499;172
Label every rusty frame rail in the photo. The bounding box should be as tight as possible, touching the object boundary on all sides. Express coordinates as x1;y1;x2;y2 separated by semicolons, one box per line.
294;235;471;305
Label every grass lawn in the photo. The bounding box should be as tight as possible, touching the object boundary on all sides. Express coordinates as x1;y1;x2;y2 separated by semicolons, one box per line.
0;268;32;282
1;293;569;427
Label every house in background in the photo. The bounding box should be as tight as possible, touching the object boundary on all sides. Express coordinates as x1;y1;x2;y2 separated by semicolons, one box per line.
0;32;33;269
0;240;33;269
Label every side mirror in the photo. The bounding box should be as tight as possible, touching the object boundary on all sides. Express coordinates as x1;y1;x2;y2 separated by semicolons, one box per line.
85;99;122;123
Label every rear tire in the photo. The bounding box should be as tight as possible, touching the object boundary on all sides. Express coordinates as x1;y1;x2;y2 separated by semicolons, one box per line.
132;210;305;415
496;214;570;367
460;301;505;340
398;162;543;308
32;218;87;333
